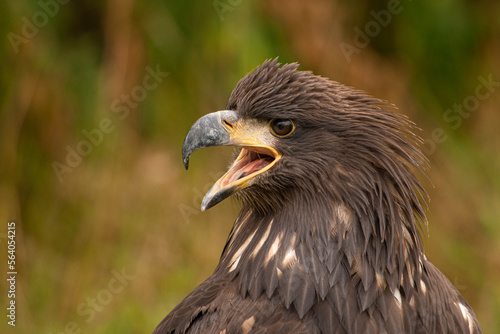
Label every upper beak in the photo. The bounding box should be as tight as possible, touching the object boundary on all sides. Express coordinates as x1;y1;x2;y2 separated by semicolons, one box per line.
182;110;237;169
182;110;281;211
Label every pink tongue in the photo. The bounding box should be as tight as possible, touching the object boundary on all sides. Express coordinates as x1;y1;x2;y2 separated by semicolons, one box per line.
228;159;270;184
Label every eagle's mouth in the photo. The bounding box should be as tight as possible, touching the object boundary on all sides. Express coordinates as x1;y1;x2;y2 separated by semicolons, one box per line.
198;145;280;211
221;147;279;188
181;109;282;211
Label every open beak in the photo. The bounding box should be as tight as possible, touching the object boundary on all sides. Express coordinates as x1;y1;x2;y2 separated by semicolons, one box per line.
182;110;281;211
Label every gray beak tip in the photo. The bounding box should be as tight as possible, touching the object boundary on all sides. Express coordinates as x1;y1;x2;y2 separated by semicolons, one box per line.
183;155;190;170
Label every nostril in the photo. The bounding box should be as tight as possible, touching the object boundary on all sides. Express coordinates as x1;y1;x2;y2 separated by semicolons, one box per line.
223;119;234;130
219;109;238;132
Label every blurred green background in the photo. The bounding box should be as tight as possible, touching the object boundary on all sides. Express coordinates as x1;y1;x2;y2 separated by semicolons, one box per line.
1;0;499;333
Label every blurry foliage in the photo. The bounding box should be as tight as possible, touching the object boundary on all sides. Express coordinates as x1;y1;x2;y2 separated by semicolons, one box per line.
0;0;499;333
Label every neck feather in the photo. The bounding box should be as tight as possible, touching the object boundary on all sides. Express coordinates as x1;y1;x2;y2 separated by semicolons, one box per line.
214;193;424;318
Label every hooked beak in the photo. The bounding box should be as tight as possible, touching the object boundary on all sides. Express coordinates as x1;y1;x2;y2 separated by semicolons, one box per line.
182;110;281;211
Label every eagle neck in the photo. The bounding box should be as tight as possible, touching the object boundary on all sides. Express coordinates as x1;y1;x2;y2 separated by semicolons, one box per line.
216;196;423;316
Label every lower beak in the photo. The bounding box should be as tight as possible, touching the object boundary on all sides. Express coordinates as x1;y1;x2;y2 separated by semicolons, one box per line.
182;110;280;211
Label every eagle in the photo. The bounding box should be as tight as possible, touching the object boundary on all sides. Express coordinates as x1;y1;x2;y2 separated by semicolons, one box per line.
154;59;482;333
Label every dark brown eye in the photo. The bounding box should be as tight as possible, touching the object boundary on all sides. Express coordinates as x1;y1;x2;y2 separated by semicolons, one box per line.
269;119;294;137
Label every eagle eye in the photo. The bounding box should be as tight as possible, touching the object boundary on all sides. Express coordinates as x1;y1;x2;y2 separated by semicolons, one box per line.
269;119;294;137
